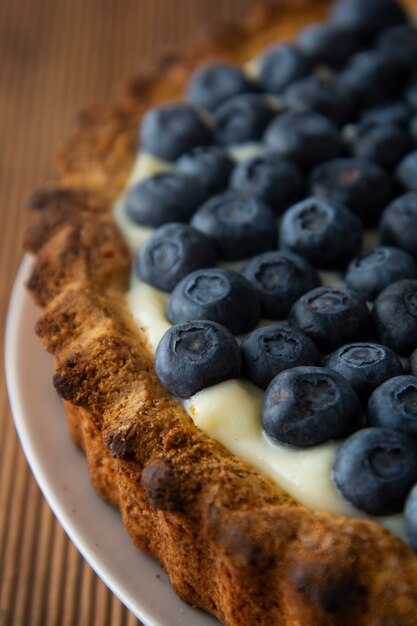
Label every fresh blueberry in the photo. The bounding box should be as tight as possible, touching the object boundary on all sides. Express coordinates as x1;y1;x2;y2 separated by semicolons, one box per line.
241;325;321;389
258;44;310;94
241;250;321;319
309;158;393;226
329;0;407;40
230;152;304;215
186;62;255;112
345;246;417;301
404;75;417;111
282;75;355;126
360;101;411;128
125;173;207;228
167;268;260;335
136;223;217;292
155;320;240;398
279;196;363;269
262;366;361;447
396;151;417;192
373;279;417;356
380;192;417;260
411;114;417;145
325;342;403;403
289;286;370;353
175;146;234;195
213;94;275;146
407;349;417;376
139;102;211;161
297;22;362;68
405;485;417;550
377;24;417;75
368;375;417;440
263;110;341;171
190;191;276;261
343;121;411;171
333;428;417;516
338;50;403;108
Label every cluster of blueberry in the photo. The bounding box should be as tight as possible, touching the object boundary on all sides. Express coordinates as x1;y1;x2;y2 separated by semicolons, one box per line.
125;0;417;539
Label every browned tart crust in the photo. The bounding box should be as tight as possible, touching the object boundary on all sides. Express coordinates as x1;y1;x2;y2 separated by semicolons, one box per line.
23;1;417;624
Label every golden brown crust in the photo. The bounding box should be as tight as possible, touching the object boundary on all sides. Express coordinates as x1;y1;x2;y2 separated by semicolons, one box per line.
24;1;417;624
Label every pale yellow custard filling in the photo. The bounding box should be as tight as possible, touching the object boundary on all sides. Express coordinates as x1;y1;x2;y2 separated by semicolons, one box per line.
113;150;406;541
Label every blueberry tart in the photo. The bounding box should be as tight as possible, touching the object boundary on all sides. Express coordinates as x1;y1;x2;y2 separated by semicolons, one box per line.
23;0;417;624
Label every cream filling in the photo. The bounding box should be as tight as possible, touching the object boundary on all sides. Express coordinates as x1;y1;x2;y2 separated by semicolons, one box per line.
115;149;406;542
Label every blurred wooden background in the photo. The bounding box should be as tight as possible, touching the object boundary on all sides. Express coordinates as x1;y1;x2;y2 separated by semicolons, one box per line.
0;2;254;625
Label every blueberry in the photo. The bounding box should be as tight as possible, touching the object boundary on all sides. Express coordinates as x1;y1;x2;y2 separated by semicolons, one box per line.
262;366;361;447
241;250;321;319
213;94;275;146
380;192;417;260
373;279;417;356
241;325;321;389
139;102;211;161
345;246;417;301
167;268;260;335
377;24;417;75
297;22;362;68
325;342;403;403
309;158;393;226
190;191;276;261
155;321;240;398
186;62;255;112
343;121;411;171
338;50;403;108
230;152;304;215
333;428;417;516
263;110;341;171
175;146;234;195
407;349;417;376
282;76;355;126
136;223;217;292
360;101;411;128
411;114;417;145
258;44;310;94
279;197;363;270
289;286;369;353
125;173;207;228
368;375;417;440
405;485;417;550
404;75;417;111
396;151;417;192
330;0;407;39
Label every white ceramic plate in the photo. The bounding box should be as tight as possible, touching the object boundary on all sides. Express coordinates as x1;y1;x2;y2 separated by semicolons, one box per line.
5;255;218;626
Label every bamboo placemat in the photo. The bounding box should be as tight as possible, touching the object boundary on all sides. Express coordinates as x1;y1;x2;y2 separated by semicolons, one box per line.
0;2;253;625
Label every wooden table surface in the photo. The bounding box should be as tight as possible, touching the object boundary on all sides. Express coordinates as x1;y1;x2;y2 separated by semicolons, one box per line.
0;2;253;625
